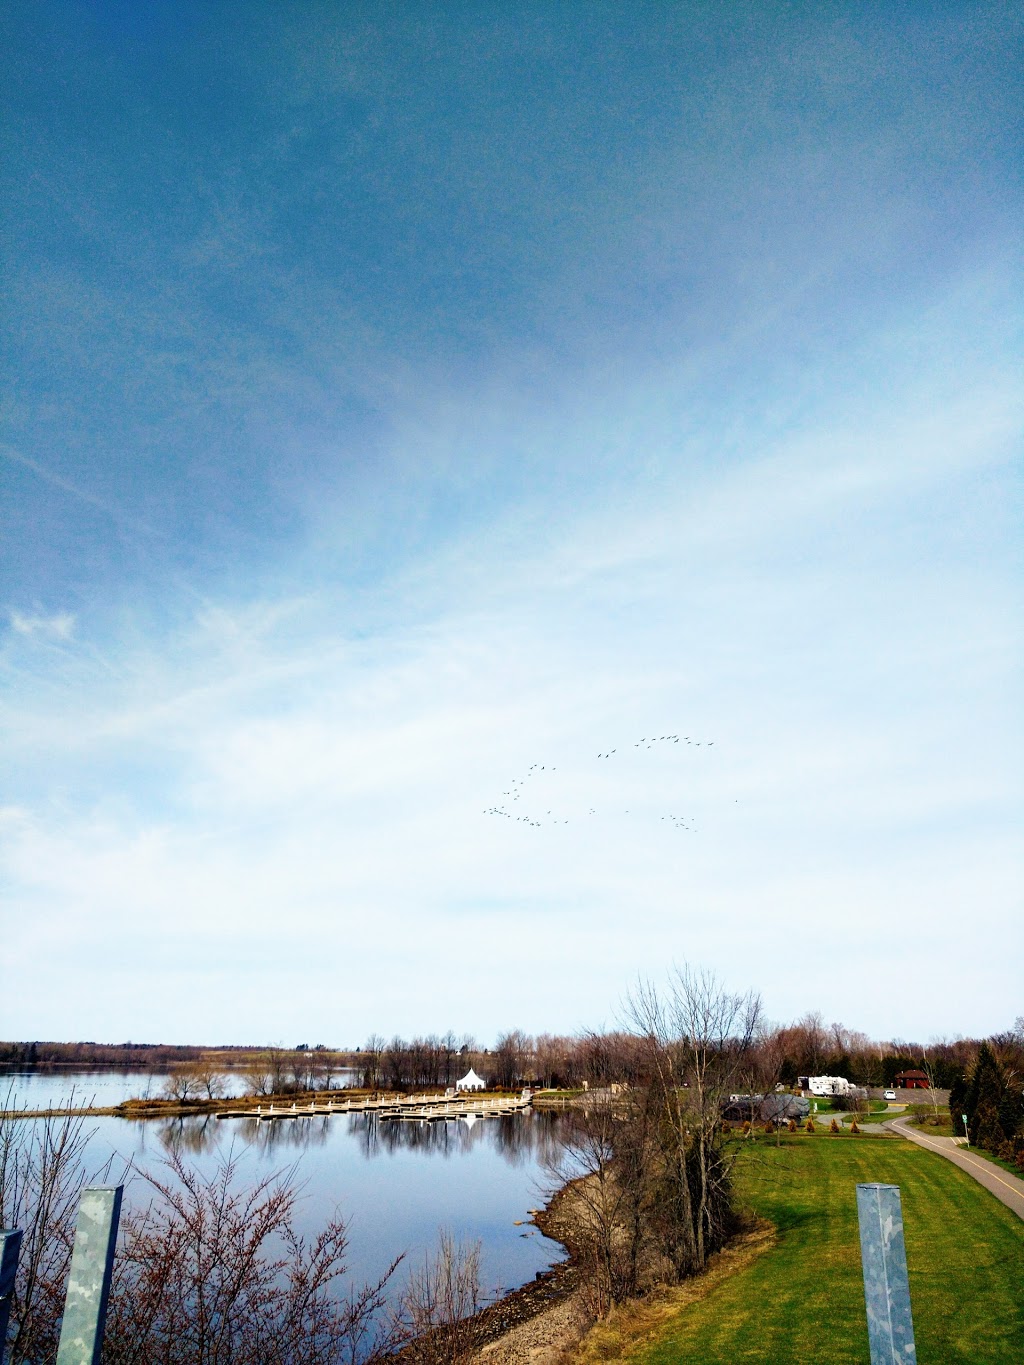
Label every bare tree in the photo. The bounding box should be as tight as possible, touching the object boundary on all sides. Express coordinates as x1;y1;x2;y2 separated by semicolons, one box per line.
829;1020;851;1056
243;1054;275;1098
797;1011;827;1075
920;1048;942;1121
745;1023;790;1145
291;1048;332;1094
542;1097;623;1316
241;1046;292;1098
162;1063;203;1103
398;1228;482;1363
439;1033;459;1088
541;969;761;1321
267;1046;293;1095
163;1059;225;1103
384;1037;411;1092
492;1031;531;1090
534;1034;569;1089
362;1035;385;1090
627;966;761;1273
543;1092;661;1313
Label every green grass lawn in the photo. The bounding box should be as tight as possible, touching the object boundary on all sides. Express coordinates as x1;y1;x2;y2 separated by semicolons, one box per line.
805;1094;840;1111
906;1106;957;1136
635;1137;1024;1364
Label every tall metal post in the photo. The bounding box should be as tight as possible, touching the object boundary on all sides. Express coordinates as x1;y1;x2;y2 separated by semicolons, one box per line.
856;1182;917;1364
1;1228;24;1364
55;1186;123;1365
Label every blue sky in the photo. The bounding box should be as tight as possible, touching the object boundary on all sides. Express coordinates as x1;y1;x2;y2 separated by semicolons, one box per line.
2;2;1021;1047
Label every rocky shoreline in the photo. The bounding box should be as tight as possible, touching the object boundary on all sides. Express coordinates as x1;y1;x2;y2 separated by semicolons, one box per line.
386;1179;589;1364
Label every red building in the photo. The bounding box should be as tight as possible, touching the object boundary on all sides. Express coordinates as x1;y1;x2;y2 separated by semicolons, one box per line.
894;1069;930;1089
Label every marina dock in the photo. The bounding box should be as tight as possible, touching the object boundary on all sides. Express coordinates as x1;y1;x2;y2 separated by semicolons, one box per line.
215;1092;532;1123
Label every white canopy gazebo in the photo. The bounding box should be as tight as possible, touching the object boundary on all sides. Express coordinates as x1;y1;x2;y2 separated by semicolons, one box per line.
455;1068;486;1092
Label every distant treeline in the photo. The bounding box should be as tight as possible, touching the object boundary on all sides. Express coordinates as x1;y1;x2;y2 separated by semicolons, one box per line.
5;1018;1023;1098
359;1018;1024;1095
2;1040;211;1069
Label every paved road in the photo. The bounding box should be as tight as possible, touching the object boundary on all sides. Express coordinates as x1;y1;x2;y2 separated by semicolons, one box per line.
887;1116;1024;1221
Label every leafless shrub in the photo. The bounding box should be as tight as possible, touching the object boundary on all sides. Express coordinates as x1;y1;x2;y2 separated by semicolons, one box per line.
541;1094;664;1316
1;1096;403;1365
0;1091;104;1365
104;1146;403;1365
397;1228;482;1363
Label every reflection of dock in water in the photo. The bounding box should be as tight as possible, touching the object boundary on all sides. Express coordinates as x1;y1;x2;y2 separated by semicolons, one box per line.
216;1093;532;1124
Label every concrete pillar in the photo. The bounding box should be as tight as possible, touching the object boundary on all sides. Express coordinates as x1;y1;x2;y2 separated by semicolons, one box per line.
1;1227;24;1361
856;1183;916;1364
56;1186;123;1365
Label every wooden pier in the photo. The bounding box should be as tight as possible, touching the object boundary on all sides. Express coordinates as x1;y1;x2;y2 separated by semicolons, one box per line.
215;1092;532;1124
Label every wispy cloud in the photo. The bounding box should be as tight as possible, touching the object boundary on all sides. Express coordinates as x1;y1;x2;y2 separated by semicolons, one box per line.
1;442;165;541
9;609;76;641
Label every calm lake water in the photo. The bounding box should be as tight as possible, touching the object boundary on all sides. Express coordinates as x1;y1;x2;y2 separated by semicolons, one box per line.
2;1071;567;1308
1;1068;360;1108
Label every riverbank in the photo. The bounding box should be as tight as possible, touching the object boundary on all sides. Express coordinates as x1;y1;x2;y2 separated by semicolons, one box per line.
385;1176;588;1364
470;1184;775;1364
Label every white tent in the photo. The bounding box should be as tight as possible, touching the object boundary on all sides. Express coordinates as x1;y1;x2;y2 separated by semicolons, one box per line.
456;1068;486;1092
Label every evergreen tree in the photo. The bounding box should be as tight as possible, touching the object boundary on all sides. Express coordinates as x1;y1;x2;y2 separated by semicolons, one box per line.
967;1045;1006;1152
947;1073;968;1138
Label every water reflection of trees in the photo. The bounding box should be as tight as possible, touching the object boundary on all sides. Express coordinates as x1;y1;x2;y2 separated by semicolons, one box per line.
352;1111;568;1164
156;1109;568;1164
158;1113;333;1157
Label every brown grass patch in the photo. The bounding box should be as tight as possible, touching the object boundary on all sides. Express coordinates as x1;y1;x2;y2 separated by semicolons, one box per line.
565;1220;777;1363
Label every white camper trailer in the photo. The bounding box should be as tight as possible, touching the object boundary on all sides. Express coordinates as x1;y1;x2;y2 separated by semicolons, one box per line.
806;1075;853;1096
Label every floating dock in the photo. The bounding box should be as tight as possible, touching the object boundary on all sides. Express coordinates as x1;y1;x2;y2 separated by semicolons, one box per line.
215;1093;532;1123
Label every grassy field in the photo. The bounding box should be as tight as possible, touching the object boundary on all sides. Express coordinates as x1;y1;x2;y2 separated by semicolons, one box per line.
595;1136;1024;1363
803;1095;888;1115
906;1106;957;1136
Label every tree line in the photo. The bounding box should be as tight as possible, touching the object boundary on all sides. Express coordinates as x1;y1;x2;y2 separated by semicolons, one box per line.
354;1014;1022;1097
8;1017;1019;1099
0;1040;205;1069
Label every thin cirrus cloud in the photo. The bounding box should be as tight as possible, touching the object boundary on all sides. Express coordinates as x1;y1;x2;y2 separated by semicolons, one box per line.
9;610;76;641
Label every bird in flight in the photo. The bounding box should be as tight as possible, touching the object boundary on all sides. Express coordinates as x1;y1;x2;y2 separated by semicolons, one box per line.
483;730;715;833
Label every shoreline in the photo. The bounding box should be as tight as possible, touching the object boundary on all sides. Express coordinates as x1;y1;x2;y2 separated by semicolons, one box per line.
384;1179;586;1364
0;1096;303;1121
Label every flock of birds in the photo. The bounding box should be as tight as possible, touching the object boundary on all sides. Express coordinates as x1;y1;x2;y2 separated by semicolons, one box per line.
481;733;713;833
598;733;713;757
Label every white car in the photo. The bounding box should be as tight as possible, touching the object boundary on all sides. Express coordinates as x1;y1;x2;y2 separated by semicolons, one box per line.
883;1089;897;1101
